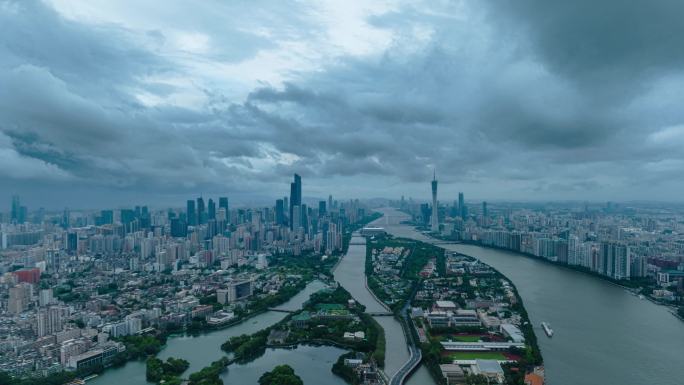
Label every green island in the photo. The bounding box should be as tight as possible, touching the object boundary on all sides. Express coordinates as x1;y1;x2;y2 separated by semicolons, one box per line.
365;233;544;385
145;357;189;383
220;285;386;383
258;364;304;385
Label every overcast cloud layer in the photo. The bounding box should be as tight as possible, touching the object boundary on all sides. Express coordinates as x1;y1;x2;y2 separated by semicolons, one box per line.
3;0;684;209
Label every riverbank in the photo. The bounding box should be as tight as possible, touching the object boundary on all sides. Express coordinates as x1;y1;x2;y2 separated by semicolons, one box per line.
334;232;418;384
438;237;683;323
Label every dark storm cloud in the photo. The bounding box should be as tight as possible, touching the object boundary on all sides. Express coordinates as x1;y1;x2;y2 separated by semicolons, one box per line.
488;0;684;85
3;0;684;207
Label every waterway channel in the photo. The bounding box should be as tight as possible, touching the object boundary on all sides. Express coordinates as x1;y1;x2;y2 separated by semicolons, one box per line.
91;280;334;385
334;231;437;385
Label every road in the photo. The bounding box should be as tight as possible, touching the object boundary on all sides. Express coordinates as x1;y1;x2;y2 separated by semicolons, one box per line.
388;277;423;385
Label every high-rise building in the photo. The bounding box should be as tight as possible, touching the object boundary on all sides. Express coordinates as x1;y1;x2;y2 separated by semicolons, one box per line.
37;306;63;337
458;192;465;220
292;205;301;231
275;199;285;225
187;200;196;226
319;201;327;217
61;208;69;229
208;198;216;220
197;197;206;224
39;289;54;307
600;242;631;280
100;210;114;225
11;195;21;223
431;171;439;232
301;204;308;231
170;218;188;238
219;197;229;214
67;232;78;254
289;174;302;229
8;283;31;314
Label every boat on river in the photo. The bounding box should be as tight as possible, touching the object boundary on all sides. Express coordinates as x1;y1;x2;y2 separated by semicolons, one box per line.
541;322;554;337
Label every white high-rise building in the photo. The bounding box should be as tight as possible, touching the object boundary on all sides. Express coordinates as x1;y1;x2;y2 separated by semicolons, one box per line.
39;288;54;307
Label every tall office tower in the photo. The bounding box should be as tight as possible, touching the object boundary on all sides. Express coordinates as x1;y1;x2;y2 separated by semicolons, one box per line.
11;195;20;223
101;210;114;225
291;205;301;231
170;218;188;237
328;195;333;211
197;197;206;224
275;199;285;225
319;201;327;216
208;198;216;220
289;173;302;229
217;207;227;222
458;192;465;220
219;197;229;214
61;208;70;229
67;232;78;254
482;201;488;217
187;200;196;226
431;171;439;232
301;204;308;231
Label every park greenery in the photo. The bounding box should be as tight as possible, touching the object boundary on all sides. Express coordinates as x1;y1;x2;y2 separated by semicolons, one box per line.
258;365;303;385
331;352;364;385
221;285;386;385
187;357;230;385
146;357;189;383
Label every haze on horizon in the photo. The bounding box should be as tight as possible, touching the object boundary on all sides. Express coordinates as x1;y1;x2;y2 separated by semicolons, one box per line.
3;0;684;209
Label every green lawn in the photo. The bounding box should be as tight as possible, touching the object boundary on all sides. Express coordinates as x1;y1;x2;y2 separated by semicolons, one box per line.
448;351;507;360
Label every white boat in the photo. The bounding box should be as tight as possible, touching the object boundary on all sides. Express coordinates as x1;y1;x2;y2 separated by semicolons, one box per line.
541;322;554;337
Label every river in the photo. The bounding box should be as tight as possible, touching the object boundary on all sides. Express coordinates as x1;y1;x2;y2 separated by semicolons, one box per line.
90;280;336;385
334;232;437;385
377;207;684;385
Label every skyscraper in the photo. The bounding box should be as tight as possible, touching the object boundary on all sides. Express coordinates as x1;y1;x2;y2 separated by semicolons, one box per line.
208;198;216;220
197;197;206;224
289;174;302;229
11;195;20;223
219;197;229;213
458;192;465;220
319;200;327;217
275;199;285;225
431;171;439;232
187;200;196;226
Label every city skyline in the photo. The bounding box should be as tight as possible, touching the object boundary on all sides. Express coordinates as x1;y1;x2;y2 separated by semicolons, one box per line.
4;1;684;206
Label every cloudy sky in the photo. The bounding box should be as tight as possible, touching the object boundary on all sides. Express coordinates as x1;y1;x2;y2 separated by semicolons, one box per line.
2;0;684;209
